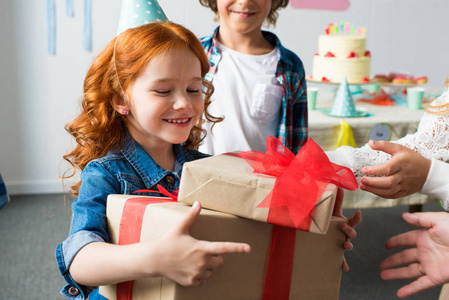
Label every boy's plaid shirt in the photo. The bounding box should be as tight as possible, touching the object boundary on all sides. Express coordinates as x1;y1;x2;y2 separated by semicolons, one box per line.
201;27;308;154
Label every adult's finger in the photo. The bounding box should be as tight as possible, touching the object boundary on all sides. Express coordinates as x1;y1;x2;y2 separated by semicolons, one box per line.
401;212;441;229
380;263;422;280
385;229;421;250
380;248;419;270
396;275;436;298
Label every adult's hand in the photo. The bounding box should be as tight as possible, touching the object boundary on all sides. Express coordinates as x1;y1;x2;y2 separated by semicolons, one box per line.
380;212;449;298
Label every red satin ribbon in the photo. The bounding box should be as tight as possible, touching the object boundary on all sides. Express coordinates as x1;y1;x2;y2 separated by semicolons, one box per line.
134;184;179;200
237;136;358;230
116;187;177;300
262;226;296;300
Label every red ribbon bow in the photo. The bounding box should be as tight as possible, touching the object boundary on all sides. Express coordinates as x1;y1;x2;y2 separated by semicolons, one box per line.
237;136;358;230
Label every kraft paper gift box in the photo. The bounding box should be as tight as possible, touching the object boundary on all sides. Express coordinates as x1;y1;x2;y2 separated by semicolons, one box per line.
99;194;346;300
178;137;357;234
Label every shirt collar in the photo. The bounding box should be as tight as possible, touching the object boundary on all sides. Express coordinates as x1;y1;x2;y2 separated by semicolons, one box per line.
120;135;186;188
261;30;294;66
210;27;293;66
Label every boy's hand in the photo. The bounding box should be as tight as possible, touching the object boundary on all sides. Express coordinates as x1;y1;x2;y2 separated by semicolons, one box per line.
153;201;251;286
332;188;362;271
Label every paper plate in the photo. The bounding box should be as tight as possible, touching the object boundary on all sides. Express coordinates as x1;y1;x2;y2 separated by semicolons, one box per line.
318;108;371;118
378;82;417;89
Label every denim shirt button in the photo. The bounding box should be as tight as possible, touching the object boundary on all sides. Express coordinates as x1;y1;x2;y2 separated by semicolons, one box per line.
68;286;80;296
165;175;175;184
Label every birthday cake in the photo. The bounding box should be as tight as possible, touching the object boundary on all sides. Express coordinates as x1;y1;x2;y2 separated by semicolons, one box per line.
311;23;371;84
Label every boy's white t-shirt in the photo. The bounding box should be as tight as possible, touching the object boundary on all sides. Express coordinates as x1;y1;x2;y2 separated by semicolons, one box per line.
199;41;282;155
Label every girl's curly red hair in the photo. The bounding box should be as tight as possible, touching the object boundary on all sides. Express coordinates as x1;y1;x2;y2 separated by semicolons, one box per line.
63;22;218;196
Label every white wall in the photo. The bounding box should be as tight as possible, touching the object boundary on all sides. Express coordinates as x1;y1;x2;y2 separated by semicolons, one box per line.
1;0;448;195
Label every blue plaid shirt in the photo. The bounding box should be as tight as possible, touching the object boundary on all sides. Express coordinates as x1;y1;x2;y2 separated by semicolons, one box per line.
201;27;308;154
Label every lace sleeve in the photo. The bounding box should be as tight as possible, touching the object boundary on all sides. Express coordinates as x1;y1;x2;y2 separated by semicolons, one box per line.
328;91;449;178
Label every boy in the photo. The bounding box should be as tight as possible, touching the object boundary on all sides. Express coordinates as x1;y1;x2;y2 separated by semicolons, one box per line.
198;0;308;155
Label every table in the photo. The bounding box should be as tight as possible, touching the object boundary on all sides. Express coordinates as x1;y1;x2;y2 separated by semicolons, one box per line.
308;86;438;209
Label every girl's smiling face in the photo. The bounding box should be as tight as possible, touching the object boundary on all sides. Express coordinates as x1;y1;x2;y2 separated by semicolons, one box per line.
125;48;204;151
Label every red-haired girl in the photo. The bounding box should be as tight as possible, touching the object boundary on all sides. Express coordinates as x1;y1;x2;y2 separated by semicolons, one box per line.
56;22;250;300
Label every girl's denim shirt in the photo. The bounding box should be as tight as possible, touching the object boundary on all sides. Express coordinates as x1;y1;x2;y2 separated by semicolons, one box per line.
55;137;208;299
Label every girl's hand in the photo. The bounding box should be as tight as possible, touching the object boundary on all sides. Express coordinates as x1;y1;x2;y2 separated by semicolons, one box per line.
151;201;251;286
360;140;430;199
332;188;362;272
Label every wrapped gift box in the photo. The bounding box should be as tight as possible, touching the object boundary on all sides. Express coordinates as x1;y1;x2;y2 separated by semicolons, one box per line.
178;152;338;234
99;194;346;300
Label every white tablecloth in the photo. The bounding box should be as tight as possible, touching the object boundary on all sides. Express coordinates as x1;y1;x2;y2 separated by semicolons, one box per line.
309;101;425;150
308;89;437;209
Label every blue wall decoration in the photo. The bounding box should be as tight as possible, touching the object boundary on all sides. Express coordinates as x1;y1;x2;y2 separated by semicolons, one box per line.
46;0;92;55
47;0;56;55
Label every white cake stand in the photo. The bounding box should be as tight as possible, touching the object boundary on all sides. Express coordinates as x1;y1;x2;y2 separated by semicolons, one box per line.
306;76;378;86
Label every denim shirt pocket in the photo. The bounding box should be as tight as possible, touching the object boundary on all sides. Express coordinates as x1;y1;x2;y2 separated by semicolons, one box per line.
250;83;283;121
119;174;147;194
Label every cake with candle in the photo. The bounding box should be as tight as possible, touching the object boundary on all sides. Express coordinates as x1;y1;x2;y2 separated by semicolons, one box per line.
311;22;371;84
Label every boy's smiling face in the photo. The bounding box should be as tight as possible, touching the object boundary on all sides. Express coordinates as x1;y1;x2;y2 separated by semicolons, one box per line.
217;0;272;36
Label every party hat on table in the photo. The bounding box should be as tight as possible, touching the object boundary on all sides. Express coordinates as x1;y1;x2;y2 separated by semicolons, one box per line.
322;77;369;118
117;0;168;35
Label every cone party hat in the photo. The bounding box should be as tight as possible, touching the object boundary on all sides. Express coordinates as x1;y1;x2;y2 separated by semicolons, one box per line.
117;0;168;35
329;77;357;117
322;77;369;118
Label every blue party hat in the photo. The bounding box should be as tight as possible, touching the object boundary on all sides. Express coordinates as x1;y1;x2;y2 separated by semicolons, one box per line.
117;0;168;35
322;77;369;118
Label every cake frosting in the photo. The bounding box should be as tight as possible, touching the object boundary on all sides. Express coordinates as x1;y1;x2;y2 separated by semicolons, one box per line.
311;25;371;84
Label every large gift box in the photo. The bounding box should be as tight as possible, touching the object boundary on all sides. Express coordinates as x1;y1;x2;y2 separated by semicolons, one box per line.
178;137;357;234
99;194;346;300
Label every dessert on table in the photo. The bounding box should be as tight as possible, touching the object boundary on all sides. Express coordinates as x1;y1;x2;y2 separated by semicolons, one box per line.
310;22;371;84
373;72;428;85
